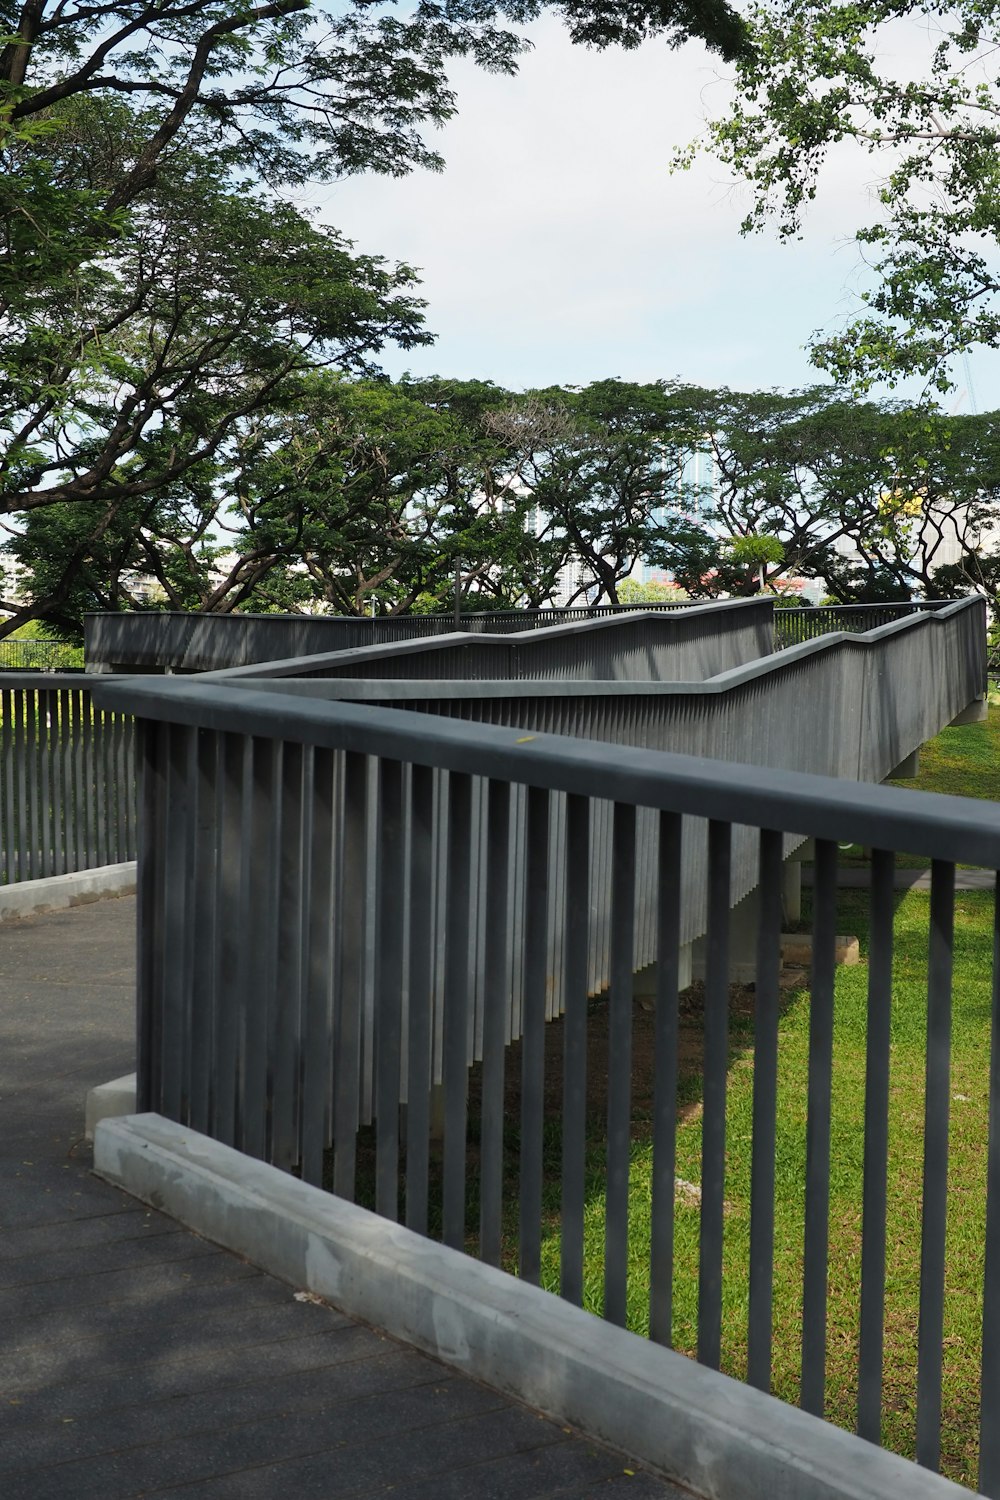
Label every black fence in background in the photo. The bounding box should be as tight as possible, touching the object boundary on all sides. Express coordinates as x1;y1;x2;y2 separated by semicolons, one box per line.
0;675;136;885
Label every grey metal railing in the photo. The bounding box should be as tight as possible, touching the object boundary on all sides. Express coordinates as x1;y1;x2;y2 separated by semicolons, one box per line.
92;666;1000;1493
203;598;776;684
84;598;971;673
0;674;136;884
773;599;954;649
83;598;752;674
163;597;986;1074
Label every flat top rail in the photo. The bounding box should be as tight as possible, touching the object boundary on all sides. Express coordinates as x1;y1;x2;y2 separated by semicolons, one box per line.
93;673;1000;866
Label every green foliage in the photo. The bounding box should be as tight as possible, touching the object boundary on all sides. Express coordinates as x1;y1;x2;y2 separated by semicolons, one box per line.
685;0;1000;389
617;577;689;603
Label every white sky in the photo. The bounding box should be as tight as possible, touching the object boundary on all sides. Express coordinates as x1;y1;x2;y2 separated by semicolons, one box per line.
306;15;1000;411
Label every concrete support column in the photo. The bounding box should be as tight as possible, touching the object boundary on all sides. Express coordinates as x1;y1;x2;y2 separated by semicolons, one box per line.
632;944;693;1007
691;888;761;985
889;748;920;779
782;860;802;926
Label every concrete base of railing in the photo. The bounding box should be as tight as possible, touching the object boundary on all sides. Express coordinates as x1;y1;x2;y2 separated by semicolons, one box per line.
94;1112;968;1500
0;861;136;922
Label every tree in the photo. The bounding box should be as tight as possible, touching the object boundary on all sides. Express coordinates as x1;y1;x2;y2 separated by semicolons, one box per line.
482;379;713;605
1;0;751;635
684;0;1000;391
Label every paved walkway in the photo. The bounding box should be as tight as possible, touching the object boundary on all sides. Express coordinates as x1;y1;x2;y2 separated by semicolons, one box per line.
0;896;688;1500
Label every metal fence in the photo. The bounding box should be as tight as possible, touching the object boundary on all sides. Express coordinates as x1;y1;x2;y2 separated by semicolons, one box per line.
94;608;998;1490
204;598;776;685
0;675;136;885
86;598;965;674
0;638;84;671
83;599;753;674
773;599;954;649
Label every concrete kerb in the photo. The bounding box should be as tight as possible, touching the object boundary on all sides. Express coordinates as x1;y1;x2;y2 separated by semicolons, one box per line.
0;861;136;922
94;1112;967;1500
85;1073;137;1141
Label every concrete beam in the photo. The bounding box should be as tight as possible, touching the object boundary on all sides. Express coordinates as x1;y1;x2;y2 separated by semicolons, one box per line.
0;862;136;923
93;1113;967;1500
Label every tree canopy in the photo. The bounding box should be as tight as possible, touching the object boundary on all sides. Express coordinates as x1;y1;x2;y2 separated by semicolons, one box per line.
684;0;1000;391
0;0;752;634
14;374;1000;638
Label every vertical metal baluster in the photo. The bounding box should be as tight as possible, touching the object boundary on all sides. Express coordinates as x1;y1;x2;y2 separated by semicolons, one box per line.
94;697;108;868
699;819;731;1369
801;836;837;1416
25;683;37;879
71;689;84;873
135;719;166;1115
560;794;590;1304
124;711;137;860
333;750;368;1201
979;871;1000;1498
481;779;512;1267
245;738;281;1158
160;724;190;1124
188;730;218;1135
375;758;405;1221
81;682;94;868
38;690;51;877
272;741;305;1172
213;733;243;1147
442;771;473;1250
2;689;13;884
747;828;783;1391
650;810;682;1347
406;763;434;1235
916;859;955;1471
52;690;67;876
520;785;550;1285
301;748;333;1188
15;688;27;882
605;802;636;1328
857;847;895;1443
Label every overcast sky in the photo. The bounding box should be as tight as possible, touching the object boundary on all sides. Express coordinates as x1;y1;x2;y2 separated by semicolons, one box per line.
305;16;1000;411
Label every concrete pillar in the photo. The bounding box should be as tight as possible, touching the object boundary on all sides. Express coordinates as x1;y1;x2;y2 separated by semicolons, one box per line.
889;748;920;779
691;888;761;985
949;697;988;726
632;944;693;1007
782;859;802;925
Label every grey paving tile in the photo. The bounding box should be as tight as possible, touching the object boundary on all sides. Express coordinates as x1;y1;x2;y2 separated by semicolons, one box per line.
1;1324;386;1427
4;1374;514;1499
376;1430;626;1498
0;1346;448;1475
132;1401;566;1500
2;1277;348;1388
0;1205;169;1261
0;1226;218;1288
0;1249;263;1336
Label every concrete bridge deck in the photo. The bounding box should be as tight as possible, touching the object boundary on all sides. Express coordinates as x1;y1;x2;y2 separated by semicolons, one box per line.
0;895;685;1500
